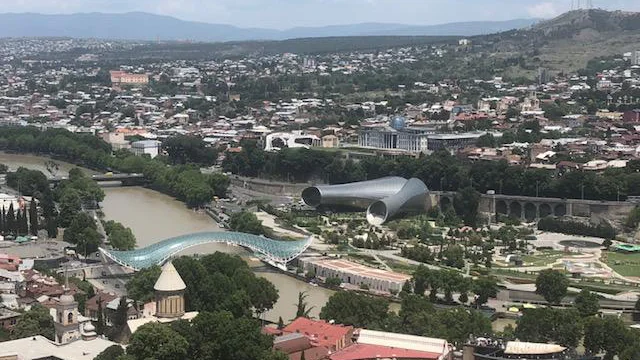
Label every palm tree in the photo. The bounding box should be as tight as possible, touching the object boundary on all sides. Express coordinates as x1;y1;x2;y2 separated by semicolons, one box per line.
293;291;314;320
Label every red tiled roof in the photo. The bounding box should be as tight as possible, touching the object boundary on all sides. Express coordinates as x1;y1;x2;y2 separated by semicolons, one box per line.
283;318;353;350
290;347;330;360
330;344;442;360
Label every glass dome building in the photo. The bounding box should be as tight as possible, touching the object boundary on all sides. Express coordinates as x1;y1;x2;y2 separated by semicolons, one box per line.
389;115;406;130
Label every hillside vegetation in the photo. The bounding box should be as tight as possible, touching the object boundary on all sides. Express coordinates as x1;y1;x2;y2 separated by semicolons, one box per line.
476;9;640;72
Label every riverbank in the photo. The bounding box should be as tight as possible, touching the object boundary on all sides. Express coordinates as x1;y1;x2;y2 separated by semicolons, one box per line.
99;186;335;322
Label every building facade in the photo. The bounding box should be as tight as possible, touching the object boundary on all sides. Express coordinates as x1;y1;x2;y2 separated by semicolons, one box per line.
358;126;432;153
299;257;411;293
110;71;149;86
131;140;162;158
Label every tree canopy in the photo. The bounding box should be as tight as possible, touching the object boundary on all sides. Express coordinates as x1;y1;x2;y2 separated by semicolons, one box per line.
574;289;600;317
320;291;390;329
126;253;278;317
535;269;569;304
228;211;265;236
104;220;137;250
515;308;583;348
10;304;55;341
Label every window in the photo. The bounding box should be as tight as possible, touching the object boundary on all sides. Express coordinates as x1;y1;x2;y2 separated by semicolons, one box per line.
67;312;73;324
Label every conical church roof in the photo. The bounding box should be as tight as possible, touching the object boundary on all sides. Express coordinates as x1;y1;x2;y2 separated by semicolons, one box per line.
153;262;186;292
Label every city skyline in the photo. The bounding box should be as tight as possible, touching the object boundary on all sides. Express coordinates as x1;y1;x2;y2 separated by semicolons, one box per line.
1;0;639;29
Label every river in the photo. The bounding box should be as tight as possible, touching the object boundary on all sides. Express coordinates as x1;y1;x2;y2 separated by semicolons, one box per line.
100;186;335;323
0;153;334;323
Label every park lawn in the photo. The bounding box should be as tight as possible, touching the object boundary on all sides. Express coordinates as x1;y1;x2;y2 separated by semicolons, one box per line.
603;251;640;277
521;250;569;267
383;257;418;274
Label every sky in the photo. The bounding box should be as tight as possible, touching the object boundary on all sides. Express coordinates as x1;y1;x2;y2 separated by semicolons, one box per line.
1;0;639;29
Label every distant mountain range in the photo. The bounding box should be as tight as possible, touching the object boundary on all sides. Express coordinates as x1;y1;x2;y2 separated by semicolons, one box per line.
0;12;540;42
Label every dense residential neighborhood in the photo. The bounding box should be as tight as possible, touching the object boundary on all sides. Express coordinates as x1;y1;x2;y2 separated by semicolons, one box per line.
0;6;640;360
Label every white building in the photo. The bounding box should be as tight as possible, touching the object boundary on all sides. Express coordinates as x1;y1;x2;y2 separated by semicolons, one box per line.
131;140;162;158
634;50;640;66
299;257;411;293
0;286;120;360
264;132;320;151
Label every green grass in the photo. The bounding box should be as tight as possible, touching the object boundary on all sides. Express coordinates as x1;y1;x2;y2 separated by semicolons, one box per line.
603;251;640;277
383;257;418;274
348;253;378;266
521;250;568;267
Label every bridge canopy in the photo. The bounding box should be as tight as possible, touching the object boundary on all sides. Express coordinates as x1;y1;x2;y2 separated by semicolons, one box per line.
99;231;313;270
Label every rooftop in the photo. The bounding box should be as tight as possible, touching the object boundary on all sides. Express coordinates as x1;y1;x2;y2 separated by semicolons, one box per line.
0;335;120;360
356;329;449;355
305;258;411;283
330;343;443;360
153;261;186;292
283;317;353;350
0;306;20;320
504;341;567;355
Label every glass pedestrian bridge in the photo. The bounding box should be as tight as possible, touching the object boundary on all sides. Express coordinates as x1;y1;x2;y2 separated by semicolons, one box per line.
99;232;313;271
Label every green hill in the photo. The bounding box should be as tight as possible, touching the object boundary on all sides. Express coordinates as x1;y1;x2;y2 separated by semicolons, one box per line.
476;9;640;73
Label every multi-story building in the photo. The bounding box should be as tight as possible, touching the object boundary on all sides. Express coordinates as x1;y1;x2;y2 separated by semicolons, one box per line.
0;307;20;330
358;125;433;153
426;133;492;152
131;140;162;158
633;50;640;66
110;70;149;86
299;257;411;293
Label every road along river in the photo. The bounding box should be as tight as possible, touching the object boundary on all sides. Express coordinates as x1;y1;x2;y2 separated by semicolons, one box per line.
0;153;334;323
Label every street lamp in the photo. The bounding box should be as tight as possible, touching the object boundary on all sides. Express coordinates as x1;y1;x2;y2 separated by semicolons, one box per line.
536;180;540;198
581;184;585;200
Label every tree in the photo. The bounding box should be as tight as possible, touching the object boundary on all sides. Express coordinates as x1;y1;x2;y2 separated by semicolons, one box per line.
472;277;498;307
10;304;55;341
325;277;342;287
584;316;632;359
574;289;600;317
535;269;569;304
127;322;189;360
126;265;162;302
516;308;583;348
96;298;105;335
163;135;218;166
295;291;314;319
29;201;38;236
453;187;480;227
112;297;129;329
95;345;125;360
75;292;87;315
6;203;15;234
319;292;389;329
183;311;278;360
228;211;265;235
104;221;137;250
63;212;101;255
476;134;497;148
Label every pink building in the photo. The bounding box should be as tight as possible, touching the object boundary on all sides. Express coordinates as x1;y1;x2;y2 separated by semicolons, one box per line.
0;254;21;271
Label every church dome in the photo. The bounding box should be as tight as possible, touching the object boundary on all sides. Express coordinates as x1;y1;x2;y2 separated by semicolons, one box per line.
84;322;95;332
59;294;75;306
154;262;186;292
